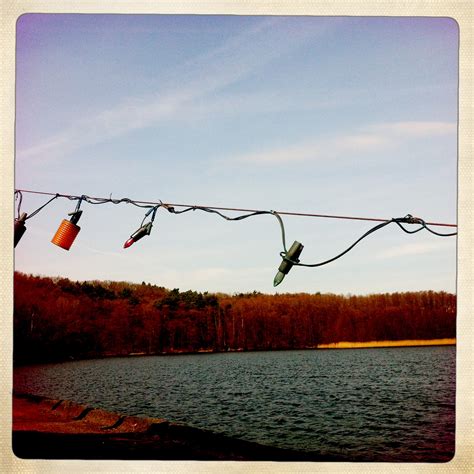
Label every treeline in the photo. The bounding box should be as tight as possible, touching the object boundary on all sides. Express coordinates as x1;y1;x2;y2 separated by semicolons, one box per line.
13;272;456;364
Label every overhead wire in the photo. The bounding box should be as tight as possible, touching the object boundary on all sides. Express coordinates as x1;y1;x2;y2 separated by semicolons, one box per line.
14;188;457;273
14;188;457;228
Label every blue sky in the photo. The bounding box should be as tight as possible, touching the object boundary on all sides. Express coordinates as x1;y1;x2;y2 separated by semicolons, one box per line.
14;14;458;294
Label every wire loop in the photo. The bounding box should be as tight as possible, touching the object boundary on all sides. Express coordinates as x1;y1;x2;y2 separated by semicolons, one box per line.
16;192;60;221
15;190;23;219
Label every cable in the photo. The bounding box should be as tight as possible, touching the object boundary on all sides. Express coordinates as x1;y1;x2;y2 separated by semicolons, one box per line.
140;205;160;227
420;222;457;237
14;188;457;259
281;215;456;269
14;190;22;219
165;205;289;252
394;220;425;235
290;220;393;268
70;194;154;209
14;189;458;228
283;217;420;268
15;190;60;221
14;188;457;276
393;215;457;237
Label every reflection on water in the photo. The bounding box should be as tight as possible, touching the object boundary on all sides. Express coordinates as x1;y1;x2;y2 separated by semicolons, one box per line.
14;346;455;462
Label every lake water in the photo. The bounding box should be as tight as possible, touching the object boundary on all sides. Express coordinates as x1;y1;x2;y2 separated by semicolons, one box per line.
13;346;455;462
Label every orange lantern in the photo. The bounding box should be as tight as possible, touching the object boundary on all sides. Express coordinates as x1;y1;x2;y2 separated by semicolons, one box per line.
51;203;83;251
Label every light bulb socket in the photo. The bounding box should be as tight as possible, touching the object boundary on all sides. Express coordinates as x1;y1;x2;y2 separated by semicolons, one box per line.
273;240;304;286
278;241;304;275
123;222;153;248
68;210;82;225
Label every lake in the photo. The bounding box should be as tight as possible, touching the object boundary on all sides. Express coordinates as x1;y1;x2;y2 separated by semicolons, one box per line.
13;346;455;462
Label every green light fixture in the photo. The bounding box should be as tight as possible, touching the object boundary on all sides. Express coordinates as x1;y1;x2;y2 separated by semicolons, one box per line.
273;240;304;286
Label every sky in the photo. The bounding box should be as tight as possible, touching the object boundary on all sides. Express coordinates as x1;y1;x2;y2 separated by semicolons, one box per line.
14;14;458;295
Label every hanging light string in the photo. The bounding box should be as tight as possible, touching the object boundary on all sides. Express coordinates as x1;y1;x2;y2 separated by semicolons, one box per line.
14;188;457;272
14;189;457;227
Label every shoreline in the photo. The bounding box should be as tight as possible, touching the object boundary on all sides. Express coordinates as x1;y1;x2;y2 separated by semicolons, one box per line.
94;338;459;355
11;392;338;461
118;338;458;356
316;338;456;349
14;338;456;367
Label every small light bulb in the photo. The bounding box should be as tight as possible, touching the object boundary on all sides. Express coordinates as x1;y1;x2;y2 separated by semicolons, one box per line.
123;238;135;249
273;271;286;287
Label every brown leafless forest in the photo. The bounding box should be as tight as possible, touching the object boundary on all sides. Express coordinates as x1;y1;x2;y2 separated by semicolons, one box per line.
13;272;456;364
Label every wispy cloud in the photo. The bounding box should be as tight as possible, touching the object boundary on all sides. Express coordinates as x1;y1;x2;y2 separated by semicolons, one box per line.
18;17;337;164
233;133;388;164
375;240;453;259
366;121;457;137
21;92;187;161
230;121;456;165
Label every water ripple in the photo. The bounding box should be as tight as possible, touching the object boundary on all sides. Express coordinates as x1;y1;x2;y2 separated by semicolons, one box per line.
14;346;455;462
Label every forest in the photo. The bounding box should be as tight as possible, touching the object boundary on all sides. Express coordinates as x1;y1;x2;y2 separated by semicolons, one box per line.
13;272;456;364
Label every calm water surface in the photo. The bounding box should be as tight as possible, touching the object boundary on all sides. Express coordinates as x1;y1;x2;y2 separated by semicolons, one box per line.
14;346;455;461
